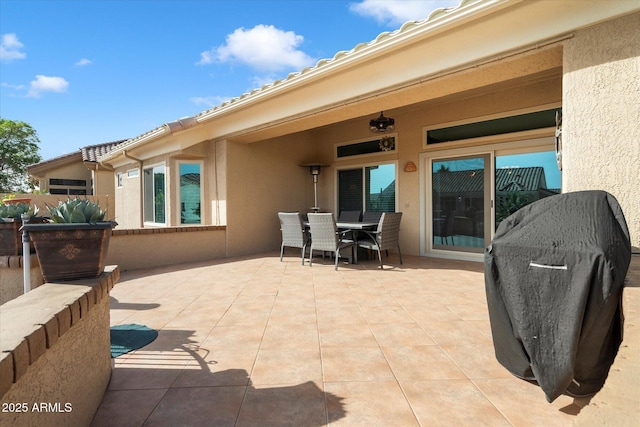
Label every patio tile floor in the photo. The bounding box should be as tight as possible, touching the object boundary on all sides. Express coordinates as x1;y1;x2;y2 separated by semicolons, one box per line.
91;252;639;426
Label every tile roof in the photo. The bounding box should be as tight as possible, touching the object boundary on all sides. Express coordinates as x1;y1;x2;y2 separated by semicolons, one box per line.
433;166;547;194
29;140;126;170
80;140;126;162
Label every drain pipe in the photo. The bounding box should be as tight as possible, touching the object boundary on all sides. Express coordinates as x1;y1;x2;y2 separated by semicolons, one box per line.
21;213;30;293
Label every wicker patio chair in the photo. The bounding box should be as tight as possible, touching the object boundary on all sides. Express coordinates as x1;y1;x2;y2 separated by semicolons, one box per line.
307;213;355;270
278;212;310;265
338;210;362;222
357;212;403;269
362;211;382;223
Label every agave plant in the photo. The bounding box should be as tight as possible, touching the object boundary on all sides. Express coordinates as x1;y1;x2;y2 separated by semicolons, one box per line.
0;202;39;220
47;197;107;223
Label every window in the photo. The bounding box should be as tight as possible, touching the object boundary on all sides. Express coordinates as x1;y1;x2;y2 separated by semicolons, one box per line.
427;108;560;145
338;163;396;214
336;134;397;158
127;168;139;178
116;172;123;188
178;162;202;224
143;164;166;224
49;178;87;186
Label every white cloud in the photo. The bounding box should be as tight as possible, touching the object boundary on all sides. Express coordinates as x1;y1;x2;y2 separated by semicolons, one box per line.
1;82;26;91
27;75;69;98
190;95;231;107
0;33;26;62
198;24;316;72
350;0;460;27
75;58;93;66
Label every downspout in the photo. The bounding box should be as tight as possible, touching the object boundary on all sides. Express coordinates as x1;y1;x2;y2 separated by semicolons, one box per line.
122;150;144;228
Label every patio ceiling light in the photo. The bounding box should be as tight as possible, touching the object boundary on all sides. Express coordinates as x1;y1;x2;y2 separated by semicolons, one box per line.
369;111;395;133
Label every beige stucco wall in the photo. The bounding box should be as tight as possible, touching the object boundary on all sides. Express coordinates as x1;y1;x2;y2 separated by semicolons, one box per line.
0;271;115;427
106;227;226;271
563;12;640;247
224;134;314;257
92;168;116;197
40;160;92;195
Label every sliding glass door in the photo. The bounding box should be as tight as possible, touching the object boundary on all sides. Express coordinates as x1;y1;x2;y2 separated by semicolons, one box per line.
432;155;490;252
429;148;561;256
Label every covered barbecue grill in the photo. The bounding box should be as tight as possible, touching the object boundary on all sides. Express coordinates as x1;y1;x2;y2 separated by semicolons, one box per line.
484;190;631;402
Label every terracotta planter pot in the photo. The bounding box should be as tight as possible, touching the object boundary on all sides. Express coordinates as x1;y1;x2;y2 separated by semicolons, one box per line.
3;198;32;205
23;222;113;282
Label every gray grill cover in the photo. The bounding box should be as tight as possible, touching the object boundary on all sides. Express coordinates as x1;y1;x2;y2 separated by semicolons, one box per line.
485;190;631;402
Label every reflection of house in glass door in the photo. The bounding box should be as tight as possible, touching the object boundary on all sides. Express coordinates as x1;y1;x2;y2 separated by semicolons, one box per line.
432;155;490;252
429;149;561;256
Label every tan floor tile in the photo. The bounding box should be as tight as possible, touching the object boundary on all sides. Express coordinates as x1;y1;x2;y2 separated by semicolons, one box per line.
251;348;322;385
216;306;272;326
474;377;580;426
237;381;329;426
267;310;317;325
369;322;436;346
360;305;414;323
319;323;378;347
382;345;467;381
91;389;167;427
94;254;636;426
173;349;256;387
322;347;394;382
324;381;419;426
316;305;367;326
202;325;266;351
422;319;492;346
107;366;184;391
260;323;319;349
144;386;246;426
442;343;513;379
401;379;510;426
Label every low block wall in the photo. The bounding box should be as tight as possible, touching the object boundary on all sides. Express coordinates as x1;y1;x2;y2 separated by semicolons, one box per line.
107;225;226;271
0;255;44;305
0;266;119;427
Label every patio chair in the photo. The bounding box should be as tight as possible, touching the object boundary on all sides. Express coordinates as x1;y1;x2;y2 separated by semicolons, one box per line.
357;212;403;269
362;211;382;223
278;212;310;265
338;210;362;222
307;213;355;270
433;213;455;245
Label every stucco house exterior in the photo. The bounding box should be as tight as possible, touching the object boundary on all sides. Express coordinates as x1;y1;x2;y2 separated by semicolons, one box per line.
98;0;639;263
28;140;124;197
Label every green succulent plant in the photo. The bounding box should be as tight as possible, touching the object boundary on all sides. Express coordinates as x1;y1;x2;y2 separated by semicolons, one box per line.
0;202;39;220
47;197;107;223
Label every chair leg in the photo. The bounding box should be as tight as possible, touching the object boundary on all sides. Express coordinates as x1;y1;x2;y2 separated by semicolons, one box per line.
377;248;383;269
398;245;403;265
309;247;313;267
301;245;306;265
280;244;284;262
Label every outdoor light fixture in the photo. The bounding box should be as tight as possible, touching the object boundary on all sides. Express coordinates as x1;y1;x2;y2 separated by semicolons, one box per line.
369;111;395;133
301;163;328;212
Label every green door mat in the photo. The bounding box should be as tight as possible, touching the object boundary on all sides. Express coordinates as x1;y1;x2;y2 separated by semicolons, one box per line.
110;324;158;358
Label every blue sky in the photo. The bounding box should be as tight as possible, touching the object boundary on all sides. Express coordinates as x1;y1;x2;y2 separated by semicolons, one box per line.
1;0;459;161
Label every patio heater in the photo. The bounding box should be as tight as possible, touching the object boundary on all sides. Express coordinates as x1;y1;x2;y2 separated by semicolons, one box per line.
301;163;328;213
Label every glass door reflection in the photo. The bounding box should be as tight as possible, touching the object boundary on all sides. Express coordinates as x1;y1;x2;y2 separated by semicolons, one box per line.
432;155;489;252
